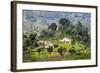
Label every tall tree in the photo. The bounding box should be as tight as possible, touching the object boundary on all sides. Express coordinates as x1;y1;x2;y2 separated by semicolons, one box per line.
29;33;37;43
59;18;71;29
48;23;57;31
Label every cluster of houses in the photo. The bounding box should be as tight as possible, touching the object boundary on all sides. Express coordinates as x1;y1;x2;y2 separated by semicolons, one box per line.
32;37;87;56
34;38;71;49
38;40;54;49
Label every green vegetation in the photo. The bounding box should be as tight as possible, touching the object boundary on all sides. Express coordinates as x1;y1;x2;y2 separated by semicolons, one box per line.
23;18;91;62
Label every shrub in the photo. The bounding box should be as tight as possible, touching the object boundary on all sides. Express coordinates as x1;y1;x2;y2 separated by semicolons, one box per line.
58;47;64;56
47;47;53;55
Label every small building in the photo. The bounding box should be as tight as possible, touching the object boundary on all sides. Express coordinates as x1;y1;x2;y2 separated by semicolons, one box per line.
38;40;54;49
60;38;71;44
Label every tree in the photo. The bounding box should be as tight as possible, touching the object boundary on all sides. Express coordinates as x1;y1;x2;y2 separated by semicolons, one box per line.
29;33;37;41
48;30;55;37
59;18;71;29
77;21;83;27
34;42;39;47
65;25;74;35
75;21;90;46
71;36;76;45
39;29;48;39
23;39;32;51
54;43;58;48
37;47;42;56
48;23;57;31
25;39;32;46
29;33;37;44
58;47;64;56
47;47;53;55
69;48;76;55
75;21;84;36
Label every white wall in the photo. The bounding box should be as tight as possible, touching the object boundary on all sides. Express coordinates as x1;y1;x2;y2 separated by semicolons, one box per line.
0;0;99;73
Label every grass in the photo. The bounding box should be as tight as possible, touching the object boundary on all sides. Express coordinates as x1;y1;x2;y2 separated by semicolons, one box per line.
23;39;91;62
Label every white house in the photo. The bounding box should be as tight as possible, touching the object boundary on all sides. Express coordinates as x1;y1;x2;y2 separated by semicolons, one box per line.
38;40;54;49
60;38;71;44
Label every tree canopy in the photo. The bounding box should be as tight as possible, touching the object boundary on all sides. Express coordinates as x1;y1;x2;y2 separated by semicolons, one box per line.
48;23;57;31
